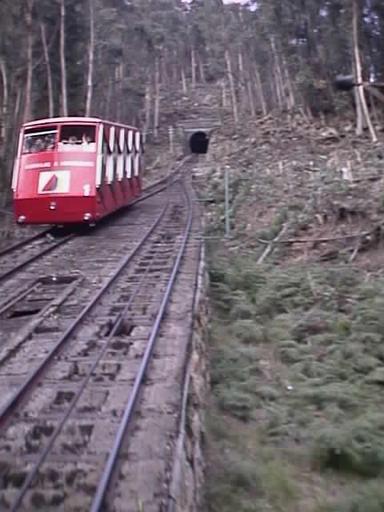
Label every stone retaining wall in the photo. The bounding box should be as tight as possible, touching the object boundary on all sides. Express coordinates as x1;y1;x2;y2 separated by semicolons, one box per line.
167;243;210;512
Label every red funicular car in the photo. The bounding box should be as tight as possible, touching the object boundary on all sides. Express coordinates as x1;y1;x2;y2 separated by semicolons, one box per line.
12;117;143;224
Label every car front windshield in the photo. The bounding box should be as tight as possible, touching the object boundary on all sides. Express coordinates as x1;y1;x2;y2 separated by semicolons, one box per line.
59;125;96;152
23;129;57;154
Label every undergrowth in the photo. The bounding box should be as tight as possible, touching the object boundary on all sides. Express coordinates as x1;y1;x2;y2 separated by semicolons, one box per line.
206;251;384;511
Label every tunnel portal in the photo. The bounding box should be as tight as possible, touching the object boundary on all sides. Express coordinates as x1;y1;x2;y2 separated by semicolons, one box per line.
189;131;209;154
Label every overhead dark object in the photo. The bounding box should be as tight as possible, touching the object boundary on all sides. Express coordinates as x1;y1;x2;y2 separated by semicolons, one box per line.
189;131;209;154
334;74;359;91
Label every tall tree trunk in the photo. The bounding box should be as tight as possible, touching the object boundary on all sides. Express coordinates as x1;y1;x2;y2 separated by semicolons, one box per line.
225;49;239;125
105;77;112;119
40;23;54;118
238;50;246;112
115;62;123;122
198;55;205;83
246;79;256;118
270;37;285;110
352;0;377;141
85;0;95;116
23;0;34;123
191;47;196;88
160;49;168;86
154;57;161;139
0;57;9;189
221;79;228;108
0;58;8;143
282;56;295;110
181;67;188;94
144;82;151;140
14;87;22;129
60;0;68;116
254;65;267;116
354;84;364;134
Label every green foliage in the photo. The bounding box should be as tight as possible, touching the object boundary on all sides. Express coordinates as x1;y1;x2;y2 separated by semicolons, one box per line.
208;252;384;511
259;460;298;510
313;414;384;477
231;319;265;344
318;482;384;512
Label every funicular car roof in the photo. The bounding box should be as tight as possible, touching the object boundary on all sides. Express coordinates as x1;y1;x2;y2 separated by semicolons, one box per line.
23;117;137;131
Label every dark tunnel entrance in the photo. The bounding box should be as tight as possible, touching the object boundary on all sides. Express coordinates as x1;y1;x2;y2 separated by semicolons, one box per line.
189;131;209;154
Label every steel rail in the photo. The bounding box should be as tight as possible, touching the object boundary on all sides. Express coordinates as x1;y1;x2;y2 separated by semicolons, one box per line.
0;198;171;433
0;228;52;258
8;260;155;512
0;280;40;316
91;180;193;512
127;156;190;209
0;234;75;283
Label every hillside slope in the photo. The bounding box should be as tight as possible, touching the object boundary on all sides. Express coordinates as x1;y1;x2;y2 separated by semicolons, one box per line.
198;110;384;512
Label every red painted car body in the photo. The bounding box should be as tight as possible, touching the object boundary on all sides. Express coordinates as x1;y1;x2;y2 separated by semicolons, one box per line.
12;117;143;224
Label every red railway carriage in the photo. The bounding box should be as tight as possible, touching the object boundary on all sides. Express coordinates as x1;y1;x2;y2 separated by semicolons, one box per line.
12;117;143;224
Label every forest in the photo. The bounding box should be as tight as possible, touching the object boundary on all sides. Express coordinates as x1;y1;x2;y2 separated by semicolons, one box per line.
0;0;383;202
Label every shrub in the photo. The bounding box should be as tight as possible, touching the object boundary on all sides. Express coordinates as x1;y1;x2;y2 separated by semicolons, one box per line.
231;319;265;344
259;460;298;511
230;302;255;321
313;414;384;477
319;481;384;512
292;309;331;342
216;388;254;421
300;383;360;411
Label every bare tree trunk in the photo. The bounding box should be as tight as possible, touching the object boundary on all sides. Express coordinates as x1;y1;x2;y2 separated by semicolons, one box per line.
238;50;246;112
154;57;160;139
144;82;151;139
368;90;379;125
254;65;267;116
14;87;22;129
23;0;34;123
225;49;238;125
181;67;188;94
85;0;95;116
114;63;123;121
40;23;54;118
160;49;168;86
221;79;228;108
354;85;363;134
105;77;112;118
246;79;256;118
60;0;68;116
198;55;205;83
352;0;377;141
270;38;285;110
0;57;9;190
282;55;295;110
191;47;196;88
0;58;8;143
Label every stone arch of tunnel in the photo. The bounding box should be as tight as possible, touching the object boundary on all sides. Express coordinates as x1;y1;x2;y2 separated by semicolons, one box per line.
189;131;209;154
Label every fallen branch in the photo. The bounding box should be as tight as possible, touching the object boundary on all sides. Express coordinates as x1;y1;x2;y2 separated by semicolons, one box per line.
258;227;374;245
349;239;361;262
257;224;288;264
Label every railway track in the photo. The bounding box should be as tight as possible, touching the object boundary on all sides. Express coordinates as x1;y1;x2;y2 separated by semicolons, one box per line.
0;167;200;510
0;231;75;284
0;228;52;258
